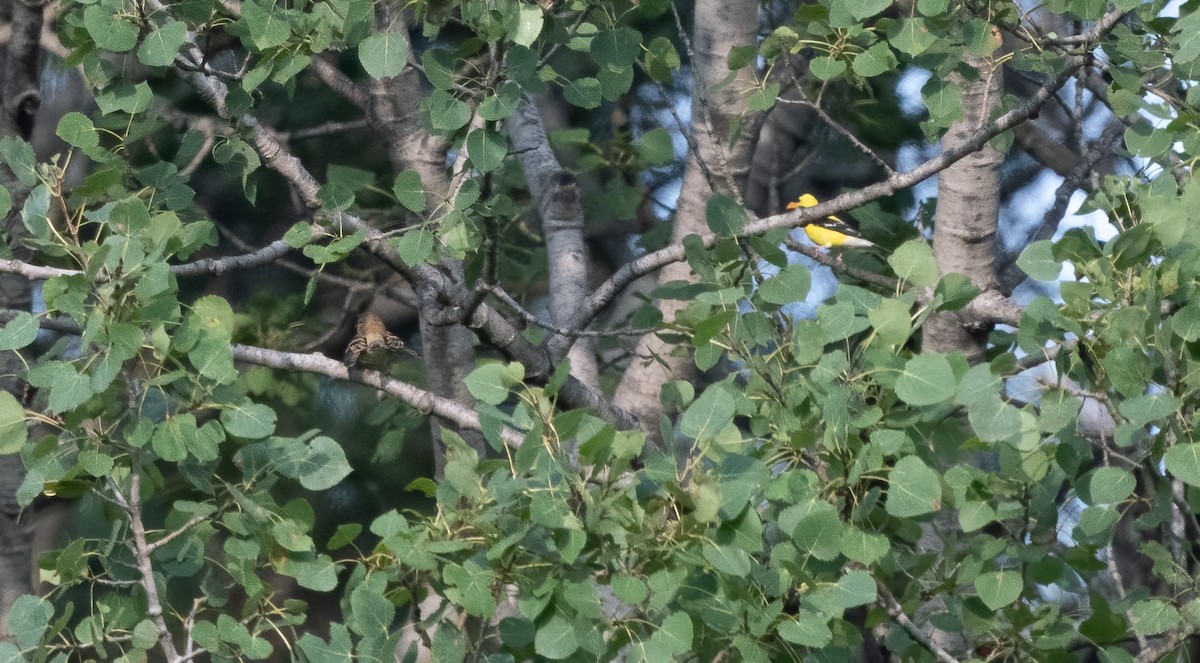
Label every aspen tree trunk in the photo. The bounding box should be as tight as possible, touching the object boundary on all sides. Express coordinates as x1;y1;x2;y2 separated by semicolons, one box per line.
923;34;1003;363
613;0;758;433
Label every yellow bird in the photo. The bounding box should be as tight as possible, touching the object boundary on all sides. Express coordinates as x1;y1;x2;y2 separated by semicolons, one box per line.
787;193;877;249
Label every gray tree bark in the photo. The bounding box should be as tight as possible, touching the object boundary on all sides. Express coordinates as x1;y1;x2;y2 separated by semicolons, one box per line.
922;33;1003;363
508;100;600;393
612;0;759;433
365;4;481;478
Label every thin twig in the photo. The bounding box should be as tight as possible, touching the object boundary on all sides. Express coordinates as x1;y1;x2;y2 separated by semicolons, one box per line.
783;238;897;290
877;583;961;663
113;468;184;662
479;283;659;338
145;515;208;554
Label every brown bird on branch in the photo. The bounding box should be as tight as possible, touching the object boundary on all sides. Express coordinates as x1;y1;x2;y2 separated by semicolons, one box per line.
343;312;412;366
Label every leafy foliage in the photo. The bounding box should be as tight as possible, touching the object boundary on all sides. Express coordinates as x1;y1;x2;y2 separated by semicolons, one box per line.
2;0;1200;661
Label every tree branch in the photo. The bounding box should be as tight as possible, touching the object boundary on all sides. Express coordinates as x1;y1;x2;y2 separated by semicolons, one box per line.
109;471;183;662
140;0;637;430
508;98;599;389
545;54;1088;363
0;259;80;279
0;308;527;446
230;344;527;447
877;583;961;663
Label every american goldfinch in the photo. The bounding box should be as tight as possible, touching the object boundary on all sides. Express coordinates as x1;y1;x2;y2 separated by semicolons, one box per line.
787;193;877;249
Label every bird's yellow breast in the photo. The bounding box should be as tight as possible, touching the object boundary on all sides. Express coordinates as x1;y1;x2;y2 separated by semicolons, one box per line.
804;224;848;248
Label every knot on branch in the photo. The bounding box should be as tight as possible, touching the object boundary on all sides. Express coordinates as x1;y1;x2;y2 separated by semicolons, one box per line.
7;89;40;120
416;279;462;327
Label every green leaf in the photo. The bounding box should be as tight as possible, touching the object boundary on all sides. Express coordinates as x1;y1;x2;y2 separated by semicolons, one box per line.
1174;10;1200;64
702;541;750;576
328;523;361;550
644;36;681;81
706;195;746;236
444;560;496;617
974;570;1022;611
841;0;891;19
886;456;942;517
392;170;426;213
285;222;314;248
867;298;912;345
40;362;92;414
297;436;352;490
1119;393;1180;427
651;612;694;655
1166;444;1200;488
189;336;238;384
221;403;277;439
888;18;938;56
921;77;960;125
1017;240;1061;281
759;264;811;305
138;21;187;67
359;31;409;79
533;615;578;659
0;138;36;187
679;384;734;440
477;81;521;121
152;414;198;462
7;594;53;649
464;363;523;405
788;500;843;561
1129;599;1180;636
78;450;115;477
84;5;139;52
1081;467;1135;505
509;4;544;47
56;113;100;153
887;239;937;286
592;28;641;71
636;127;675;167
465;128;507;172
746;83;780;112
393;228;436;266
833;571;876;608
851;41;898;77
563;77;603;109
191;295;236;340
895;354;956;406
298;625;354;663
839;528;890;564
0;392;26;454
241;0;290;50
968;396;1021;443
348;575;395;638
778;612;832;648
0;312;39;351
809;56;847;80
1081;592;1128;644
958;501;996;532
280;554;339;591
1124;121;1171;157
422;49;456;90
612;574;648;605
425;90;472;133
